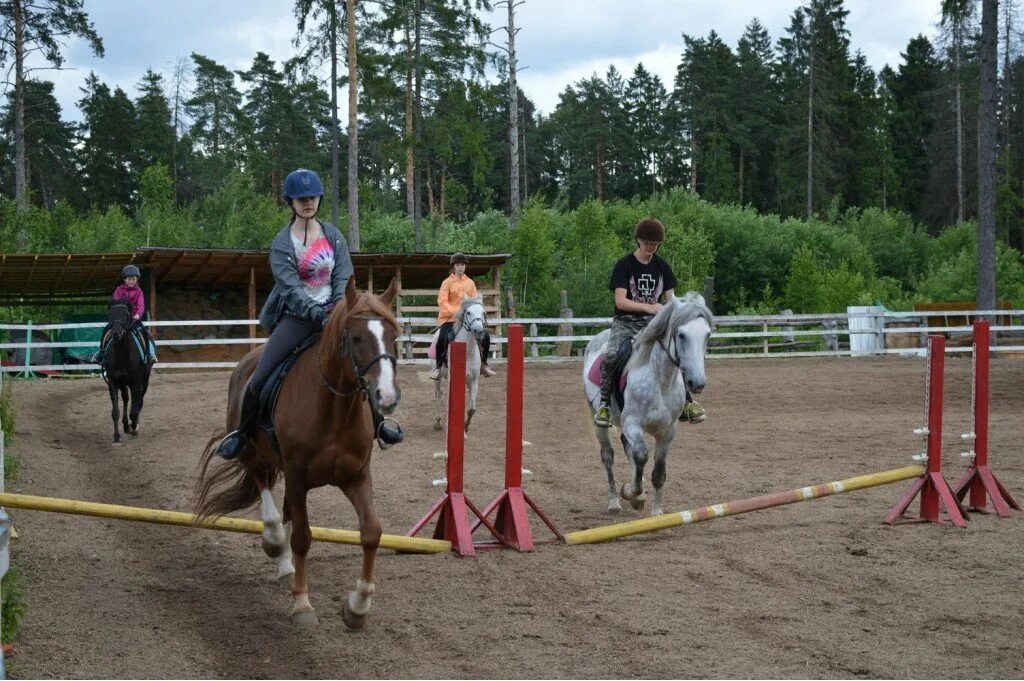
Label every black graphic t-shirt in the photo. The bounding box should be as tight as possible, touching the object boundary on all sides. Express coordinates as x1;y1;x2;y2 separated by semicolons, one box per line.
609;253;678;320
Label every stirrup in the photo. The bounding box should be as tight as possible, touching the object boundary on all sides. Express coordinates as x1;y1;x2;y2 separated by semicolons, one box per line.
680;402;707;424
376;417;405;450
593;404;612;428
216;430;247;460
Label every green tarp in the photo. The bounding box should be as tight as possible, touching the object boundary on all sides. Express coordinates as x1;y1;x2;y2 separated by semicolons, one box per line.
57;314;104;363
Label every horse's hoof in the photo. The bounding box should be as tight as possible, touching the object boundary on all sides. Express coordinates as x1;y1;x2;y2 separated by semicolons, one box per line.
292;609;319;628
433;422;443;432
342;602;368;630
629;497;645;511
651;508;664;517
277;571;295;588
606;505;621;514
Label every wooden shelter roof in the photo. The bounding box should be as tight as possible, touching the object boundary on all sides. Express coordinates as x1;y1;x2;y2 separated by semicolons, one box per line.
0;248;511;304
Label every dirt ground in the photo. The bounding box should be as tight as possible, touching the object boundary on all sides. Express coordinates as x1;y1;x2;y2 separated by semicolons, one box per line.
7;355;1024;679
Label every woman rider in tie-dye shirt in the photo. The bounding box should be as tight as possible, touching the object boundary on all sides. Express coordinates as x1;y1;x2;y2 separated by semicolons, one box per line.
215;168;402;459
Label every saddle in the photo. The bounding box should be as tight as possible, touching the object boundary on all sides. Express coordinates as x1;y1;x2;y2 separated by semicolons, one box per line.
254;333;320;454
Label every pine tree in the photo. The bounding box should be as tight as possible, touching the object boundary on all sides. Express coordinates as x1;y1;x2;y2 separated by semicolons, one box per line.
238;53;291;197
134;70;176;175
0;0;102;219
76;73;138;212
885;35;939;225
185;53;243;196
0;79;76;209
735;19;777;208
623;63;667;197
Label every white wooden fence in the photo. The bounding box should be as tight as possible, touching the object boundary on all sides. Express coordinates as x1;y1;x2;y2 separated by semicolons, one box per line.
1;309;1023;373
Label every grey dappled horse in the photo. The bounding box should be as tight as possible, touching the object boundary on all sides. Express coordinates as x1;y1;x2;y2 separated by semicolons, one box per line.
434;295;487;432
582;293;714;515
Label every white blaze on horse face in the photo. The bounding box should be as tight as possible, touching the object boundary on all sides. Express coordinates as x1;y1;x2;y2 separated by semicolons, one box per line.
678;318;710;394
368;320;399;408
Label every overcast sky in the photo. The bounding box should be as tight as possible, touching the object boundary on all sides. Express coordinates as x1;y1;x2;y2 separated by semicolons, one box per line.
21;0;944;122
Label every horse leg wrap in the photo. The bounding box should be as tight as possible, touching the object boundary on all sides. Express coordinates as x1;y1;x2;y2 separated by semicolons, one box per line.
347;578;375;616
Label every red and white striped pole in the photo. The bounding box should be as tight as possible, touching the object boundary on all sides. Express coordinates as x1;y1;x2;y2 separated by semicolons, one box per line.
953;320;1020;516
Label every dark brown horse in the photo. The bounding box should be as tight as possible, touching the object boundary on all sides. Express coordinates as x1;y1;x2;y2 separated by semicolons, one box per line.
195;278;400;629
101;300;151;444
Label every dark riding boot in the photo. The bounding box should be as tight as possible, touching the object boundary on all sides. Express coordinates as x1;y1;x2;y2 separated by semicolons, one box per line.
374;412;404;450
216;386;260;459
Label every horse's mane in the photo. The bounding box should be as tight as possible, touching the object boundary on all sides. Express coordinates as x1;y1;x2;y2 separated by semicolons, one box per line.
627;292;715;370
320;290;399;352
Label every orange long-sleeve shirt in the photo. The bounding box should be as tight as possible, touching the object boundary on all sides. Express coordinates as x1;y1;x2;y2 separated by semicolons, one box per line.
437;273;479;323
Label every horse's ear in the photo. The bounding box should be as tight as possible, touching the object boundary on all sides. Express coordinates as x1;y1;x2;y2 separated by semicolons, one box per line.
380;278;398;307
345;276;358;307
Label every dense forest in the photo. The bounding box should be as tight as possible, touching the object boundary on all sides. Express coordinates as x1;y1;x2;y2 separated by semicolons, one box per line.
1;0;1021;315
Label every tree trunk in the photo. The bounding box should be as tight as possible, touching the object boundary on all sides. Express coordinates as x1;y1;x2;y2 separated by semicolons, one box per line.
439;168;446;217
956;32;965;225
521;111;528;198
413;0;424;251
738;147;745;204
404;21;415;218
14;0;28;226
595;144;604;200
689;137;698;194
507;0;520;227
426;165;435;215
978;0;998;312
330;4;341;229
346;0;360;251
806;42;814;220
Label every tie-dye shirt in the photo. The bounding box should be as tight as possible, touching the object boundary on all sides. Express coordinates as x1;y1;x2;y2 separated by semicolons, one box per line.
290;232;336;304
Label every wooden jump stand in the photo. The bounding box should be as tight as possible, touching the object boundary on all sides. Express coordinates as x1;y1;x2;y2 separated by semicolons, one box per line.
886;335;969;527
953;320;1020;517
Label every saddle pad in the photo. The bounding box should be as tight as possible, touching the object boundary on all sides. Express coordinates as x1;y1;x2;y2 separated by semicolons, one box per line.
586;352;628;392
427;335;437;360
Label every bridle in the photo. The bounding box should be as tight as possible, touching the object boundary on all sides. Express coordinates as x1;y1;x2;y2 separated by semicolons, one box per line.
456;300;486;336
317;305;399;402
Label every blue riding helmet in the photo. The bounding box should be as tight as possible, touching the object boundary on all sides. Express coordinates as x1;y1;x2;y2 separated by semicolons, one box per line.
283;169;325;200
122;265;141;279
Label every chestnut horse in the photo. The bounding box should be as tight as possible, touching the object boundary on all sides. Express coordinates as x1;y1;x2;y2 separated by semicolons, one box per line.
195;278;400;629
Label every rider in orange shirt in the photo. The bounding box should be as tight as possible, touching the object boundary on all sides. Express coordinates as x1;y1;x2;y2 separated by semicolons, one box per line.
430;252;496;380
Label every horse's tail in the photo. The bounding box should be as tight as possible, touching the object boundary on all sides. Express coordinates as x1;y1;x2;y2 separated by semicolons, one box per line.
193;431;264;522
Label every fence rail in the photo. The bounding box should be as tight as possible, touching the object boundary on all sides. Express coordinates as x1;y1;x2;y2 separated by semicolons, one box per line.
2;309;1023;373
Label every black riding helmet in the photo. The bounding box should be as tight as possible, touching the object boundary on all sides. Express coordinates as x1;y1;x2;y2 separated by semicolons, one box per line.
450;252;468;268
121;264;141;279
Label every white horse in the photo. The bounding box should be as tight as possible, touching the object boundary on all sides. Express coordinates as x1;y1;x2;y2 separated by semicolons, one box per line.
582;293;714;515
434;295;488;432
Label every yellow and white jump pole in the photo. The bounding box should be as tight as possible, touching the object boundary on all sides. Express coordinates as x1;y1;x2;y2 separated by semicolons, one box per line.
0;492;451;554
564;465;925;546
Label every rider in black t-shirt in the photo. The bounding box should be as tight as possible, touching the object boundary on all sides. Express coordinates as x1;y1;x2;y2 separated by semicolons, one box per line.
593;217;707;428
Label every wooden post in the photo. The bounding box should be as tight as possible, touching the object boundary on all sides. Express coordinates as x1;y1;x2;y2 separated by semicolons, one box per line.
557;289;573;357
505;288;517;318
529;323;539;358
492;265;502;361
703;276;715;313
396;268;413;359
248;266;257;351
763;320;769;356
148;267;158;339
367;266;374;294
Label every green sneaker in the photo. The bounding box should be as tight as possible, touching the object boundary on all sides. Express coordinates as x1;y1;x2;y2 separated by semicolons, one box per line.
680;401;707;424
593;403;612;428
